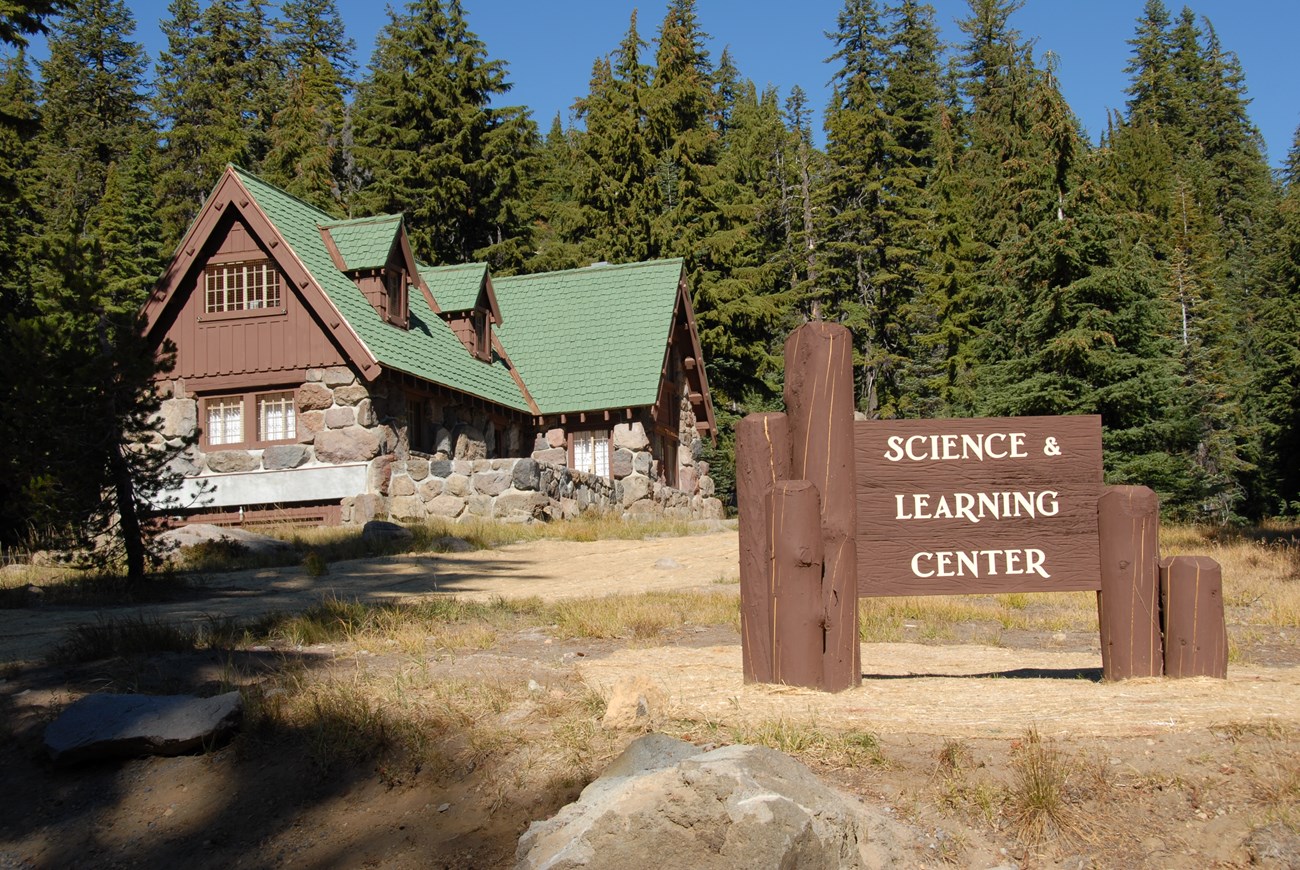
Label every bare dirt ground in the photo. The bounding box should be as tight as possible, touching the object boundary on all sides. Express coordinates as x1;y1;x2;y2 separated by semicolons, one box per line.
2;528;1298;869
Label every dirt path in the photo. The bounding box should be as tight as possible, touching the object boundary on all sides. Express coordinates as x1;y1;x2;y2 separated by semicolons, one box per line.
7;529;1299;741
0;531;742;665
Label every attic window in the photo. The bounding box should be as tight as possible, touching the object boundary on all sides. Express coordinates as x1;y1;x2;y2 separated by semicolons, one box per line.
205;260;281;313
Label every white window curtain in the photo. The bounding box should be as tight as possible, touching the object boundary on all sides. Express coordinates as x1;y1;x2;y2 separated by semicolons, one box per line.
258;393;296;441
207;399;243;445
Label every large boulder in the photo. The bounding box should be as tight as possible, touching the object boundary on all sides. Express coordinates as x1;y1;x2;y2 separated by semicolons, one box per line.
516;736;909;870
159;397;197;439
262;444;309;470
296;382;334;412
206;450;259;474
611;422;650;451
45;692;243;764
314;427;381;463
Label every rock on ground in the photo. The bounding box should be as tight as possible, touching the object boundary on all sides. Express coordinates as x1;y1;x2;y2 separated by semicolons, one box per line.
157;523;294;556
515;734;910;870
44;691;243;764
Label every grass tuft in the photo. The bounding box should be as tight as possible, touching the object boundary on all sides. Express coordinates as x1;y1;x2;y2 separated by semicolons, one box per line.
1006;727;1082;848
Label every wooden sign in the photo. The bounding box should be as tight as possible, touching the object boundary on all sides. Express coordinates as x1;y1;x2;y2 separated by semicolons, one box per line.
854;415;1103;596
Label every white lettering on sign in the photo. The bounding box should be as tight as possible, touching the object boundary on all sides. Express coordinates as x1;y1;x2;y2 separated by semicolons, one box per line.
882;432;1028;462
909;548;1050;579
894;491;1059;522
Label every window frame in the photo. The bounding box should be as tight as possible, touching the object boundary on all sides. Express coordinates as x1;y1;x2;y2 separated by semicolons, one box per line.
383;268;408;328
201;389;300;451
200;259;286;321
568;429;611;478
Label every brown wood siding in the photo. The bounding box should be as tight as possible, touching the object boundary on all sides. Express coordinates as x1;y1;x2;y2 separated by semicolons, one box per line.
160;216;348;381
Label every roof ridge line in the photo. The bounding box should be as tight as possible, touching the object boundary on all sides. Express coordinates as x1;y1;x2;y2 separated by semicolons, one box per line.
493;257;683;282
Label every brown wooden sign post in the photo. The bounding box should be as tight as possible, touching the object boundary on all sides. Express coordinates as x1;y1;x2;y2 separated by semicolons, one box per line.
738;323;1229;691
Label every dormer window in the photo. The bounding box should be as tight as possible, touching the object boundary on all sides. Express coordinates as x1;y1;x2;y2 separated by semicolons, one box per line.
205;260;281;313
384;269;407;327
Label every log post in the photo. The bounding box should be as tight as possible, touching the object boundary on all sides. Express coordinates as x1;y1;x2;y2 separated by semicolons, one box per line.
736;412;791;683
1161;556;1228;678
784;322;859;691
1096;485;1163;680
769;480;825;688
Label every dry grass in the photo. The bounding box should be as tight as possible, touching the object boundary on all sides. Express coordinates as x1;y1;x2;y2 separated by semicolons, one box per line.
548;590;740;639
1005;727;1085;848
725;717;887;769
1163;524;1300;628
858;591;1097;642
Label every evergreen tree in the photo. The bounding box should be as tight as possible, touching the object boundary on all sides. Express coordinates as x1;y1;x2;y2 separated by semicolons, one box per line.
153;0;282;247
1;0;62;49
352;0;536;267
643;0;720;261
524;113;586;272
975;62;1198;506
152;0;217;247
693;80;789;404
1124;0;1177;128
35;0;151;247
14;0;185;570
263;0;354;213
0;49;43;547
0;50;39;315
819;0;943;417
1257;126;1300;511
569;11;653;262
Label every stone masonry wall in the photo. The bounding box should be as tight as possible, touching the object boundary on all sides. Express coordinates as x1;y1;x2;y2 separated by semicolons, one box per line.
158;371;722;524
156;365;387;484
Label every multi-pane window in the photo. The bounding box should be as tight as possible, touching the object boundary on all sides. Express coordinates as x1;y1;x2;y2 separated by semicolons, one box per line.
572;431;610;477
204;391;298;447
205;261;281;313
257;392;296;441
205;397;243;445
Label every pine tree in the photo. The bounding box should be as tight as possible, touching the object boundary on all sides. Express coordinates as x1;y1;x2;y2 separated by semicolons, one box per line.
153;0;283;247
0;0;62;49
1257;126;1300;511
263;0;354;213
352;0;536;267
35;0;151;246
0;50;39;315
569;11;653;262
1124;0;1177;127
643;0;720;261
152;0;217;247
15;0;188;569
525;114;586;272
0;49;44;547
975;62;1198;506
819;0;891;412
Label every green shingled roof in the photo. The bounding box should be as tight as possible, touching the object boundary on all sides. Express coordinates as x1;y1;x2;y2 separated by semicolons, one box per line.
320;214;403;271
419;262;487;312
493;260;684;414
232;168;531;412
228;168;685;419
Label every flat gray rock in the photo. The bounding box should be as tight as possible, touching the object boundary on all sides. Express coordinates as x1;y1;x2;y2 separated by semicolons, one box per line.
45;691;243;764
158;523;294;556
516;735;911;870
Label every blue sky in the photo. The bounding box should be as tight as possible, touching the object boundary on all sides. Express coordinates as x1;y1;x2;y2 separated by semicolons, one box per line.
29;0;1300;167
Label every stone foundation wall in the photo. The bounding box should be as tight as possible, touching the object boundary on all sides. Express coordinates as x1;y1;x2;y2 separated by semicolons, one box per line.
347;455;724;525
158;370;722;524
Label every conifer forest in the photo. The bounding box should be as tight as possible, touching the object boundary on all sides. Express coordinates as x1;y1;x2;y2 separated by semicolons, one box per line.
2;0;1299;560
